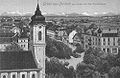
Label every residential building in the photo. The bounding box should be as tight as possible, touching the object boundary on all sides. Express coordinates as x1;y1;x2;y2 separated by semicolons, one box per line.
18;34;29;51
83;26;120;54
0;32;17;51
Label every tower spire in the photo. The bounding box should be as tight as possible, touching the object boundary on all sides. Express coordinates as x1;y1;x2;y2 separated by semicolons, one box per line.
36;0;40;10
37;0;39;4
30;0;45;24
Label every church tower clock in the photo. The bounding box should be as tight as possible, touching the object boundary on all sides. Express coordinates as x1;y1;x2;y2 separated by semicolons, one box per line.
29;1;46;78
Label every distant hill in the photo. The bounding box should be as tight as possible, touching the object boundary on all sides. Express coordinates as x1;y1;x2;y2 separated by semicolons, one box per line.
93;12;117;16
66;13;83;16
22;13;33;16
1;12;21;16
0;12;119;17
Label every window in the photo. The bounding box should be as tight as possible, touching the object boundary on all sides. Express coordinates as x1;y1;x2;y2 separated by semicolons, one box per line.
30;72;37;78
11;73;17;78
108;38;110;42
118;38;120;45
117;28;119;31
112;48;118;54
107;48;110;52
38;31;42;40
103;48;105;52
12;75;16;78
3;75;6;78
22;74;25;78
113;42;115;46
24;45;25;47
32;74;35;78
21;45;23;47
1;73;8;78
93;41;94;45
20;72;27;78
86;45;88;49
103;38;105;42
108;38;110;45
103;38;106;45
113;38;116;46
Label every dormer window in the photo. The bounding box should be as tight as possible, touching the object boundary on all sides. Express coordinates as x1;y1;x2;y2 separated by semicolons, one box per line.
3;75;6;78
12;75;16;78
32;74;35;78
22;74;25;78
20;72;27;78
1;73;8;78
38;31;42;40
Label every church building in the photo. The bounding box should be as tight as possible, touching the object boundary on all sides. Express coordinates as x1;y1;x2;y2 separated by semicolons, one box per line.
0;1;46;78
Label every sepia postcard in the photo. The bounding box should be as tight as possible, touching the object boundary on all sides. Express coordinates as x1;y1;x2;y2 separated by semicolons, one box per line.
0;0;120;78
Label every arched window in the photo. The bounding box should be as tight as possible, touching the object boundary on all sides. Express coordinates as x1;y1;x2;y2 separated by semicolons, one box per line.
22;74;25;78
38;31;42;40
3;75;6;78
32;74;35;78
12;75;16;78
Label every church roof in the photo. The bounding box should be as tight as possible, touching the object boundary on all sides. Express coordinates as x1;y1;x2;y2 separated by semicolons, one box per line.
0;51;38;70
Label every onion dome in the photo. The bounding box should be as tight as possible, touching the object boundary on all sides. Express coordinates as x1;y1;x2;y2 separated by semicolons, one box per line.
30;3;45;25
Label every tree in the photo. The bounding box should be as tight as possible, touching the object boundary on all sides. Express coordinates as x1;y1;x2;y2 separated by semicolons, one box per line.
74;43;84;53
46;36;73;59
45;57;75;78
76;62;95;78
109;66;120;78
82;47;110;77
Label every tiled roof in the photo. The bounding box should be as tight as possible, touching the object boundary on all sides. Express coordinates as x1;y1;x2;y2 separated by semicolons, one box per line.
0;38;13;43
0;51;37;70
0;33;15;37
102;33;118;37
19;32;28;38
0;33;17;43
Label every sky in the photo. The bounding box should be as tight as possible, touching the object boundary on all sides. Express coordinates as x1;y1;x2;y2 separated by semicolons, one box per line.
0;0;120;15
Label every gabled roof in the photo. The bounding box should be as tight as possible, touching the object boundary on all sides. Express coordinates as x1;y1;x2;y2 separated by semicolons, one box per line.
0;51;37;70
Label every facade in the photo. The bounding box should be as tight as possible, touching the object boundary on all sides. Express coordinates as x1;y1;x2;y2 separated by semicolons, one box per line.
82;26;120;54
18;38;28;51
69;25;120;54
100;27;120;54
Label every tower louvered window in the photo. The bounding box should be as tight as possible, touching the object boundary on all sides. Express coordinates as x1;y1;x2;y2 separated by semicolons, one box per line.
38;31;42;40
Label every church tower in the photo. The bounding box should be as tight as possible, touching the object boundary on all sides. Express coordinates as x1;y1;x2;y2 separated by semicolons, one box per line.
29;0;46;78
